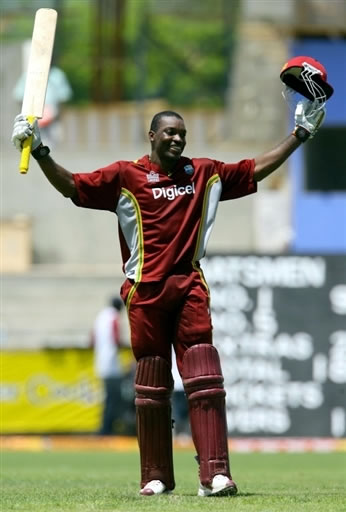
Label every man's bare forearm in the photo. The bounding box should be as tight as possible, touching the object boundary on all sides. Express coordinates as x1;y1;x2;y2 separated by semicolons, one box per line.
254;133;301;182
36;155;76;198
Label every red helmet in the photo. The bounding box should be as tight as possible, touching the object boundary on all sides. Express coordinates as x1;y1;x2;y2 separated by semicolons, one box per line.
280;55;334;102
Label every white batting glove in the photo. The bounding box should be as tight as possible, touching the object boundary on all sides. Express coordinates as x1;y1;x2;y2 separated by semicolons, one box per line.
11;114;42;151
294;99;326;139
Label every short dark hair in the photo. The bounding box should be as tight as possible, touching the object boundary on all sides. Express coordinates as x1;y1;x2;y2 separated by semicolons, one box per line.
150;111;184;132
110;297;123;311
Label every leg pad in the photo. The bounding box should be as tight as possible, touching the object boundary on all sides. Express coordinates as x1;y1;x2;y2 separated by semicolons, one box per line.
135;356;175;490
182;344;231;487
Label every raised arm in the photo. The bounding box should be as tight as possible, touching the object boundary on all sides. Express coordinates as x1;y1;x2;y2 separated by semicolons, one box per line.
253;99;325;182
253;133;300;182
33;152;76;198
11;114;76;198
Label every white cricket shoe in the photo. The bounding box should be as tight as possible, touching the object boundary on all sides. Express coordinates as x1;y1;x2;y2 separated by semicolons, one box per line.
140;480;168;496
198;474;238;497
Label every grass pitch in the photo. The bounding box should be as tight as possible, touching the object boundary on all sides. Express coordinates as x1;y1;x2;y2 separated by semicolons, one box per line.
1;450;345;512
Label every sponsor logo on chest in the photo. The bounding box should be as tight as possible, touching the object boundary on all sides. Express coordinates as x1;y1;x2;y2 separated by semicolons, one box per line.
152;183;196;201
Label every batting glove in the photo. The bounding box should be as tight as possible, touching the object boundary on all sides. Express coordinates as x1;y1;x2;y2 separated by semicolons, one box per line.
294;99;326;141
11;114;42;151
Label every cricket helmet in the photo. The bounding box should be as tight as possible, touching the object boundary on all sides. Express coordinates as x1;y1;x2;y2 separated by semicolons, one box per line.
280;55;334;103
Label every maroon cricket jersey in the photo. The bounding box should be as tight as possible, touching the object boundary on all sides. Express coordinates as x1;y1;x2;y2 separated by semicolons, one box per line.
72;155;257;282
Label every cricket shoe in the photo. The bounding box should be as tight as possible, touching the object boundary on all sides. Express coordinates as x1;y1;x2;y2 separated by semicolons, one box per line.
198;474;238;497
140;480;170;496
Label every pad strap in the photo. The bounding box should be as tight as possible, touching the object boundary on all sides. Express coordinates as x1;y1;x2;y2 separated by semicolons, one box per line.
135;356;175;490
182;344;231;486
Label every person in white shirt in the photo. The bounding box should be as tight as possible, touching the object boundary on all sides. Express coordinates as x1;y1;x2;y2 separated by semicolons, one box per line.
91;297;125;435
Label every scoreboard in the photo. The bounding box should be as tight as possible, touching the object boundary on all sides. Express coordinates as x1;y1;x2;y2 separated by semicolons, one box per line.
202;255;346;437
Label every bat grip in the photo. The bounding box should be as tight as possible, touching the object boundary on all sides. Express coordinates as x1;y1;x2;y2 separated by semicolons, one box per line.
19;116;36;174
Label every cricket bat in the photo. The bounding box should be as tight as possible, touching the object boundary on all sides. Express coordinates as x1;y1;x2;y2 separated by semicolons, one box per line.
19;8;57;174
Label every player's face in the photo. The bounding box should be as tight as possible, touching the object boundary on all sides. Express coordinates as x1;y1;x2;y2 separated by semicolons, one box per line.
149;116;186;162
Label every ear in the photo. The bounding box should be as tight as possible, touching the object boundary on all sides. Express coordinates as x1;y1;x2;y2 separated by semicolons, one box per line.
148;130;155;143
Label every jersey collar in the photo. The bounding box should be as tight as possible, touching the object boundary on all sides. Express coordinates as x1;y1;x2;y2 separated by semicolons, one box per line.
136;155;192;176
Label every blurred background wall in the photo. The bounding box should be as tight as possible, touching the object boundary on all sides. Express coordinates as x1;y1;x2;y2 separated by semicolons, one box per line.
1;0;345;437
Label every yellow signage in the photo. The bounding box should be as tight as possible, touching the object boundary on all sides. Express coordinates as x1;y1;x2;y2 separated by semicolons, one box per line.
1;349;103;433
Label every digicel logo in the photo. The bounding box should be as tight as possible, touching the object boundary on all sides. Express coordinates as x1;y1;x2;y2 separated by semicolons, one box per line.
152;183;196;201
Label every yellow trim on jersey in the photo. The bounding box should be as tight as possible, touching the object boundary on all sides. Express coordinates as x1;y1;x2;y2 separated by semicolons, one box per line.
126;281;139;312
124;281;139;345
192;174;220;262
192;261;210;299
121;187;144;283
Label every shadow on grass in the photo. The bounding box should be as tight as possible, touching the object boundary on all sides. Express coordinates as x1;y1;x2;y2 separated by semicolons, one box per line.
179;492;261;498
236;493;262;497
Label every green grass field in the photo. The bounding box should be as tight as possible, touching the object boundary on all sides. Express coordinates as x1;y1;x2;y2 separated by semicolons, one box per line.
1;450;345;512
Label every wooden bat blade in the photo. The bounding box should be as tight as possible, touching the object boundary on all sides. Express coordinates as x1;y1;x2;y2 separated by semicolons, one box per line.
21;8;57;118
20;8;57;174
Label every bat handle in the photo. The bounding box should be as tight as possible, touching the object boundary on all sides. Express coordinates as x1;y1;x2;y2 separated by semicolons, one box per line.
19;116;36;174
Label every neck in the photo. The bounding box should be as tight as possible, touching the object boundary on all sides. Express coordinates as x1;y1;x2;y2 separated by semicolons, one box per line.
150;153;178;174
